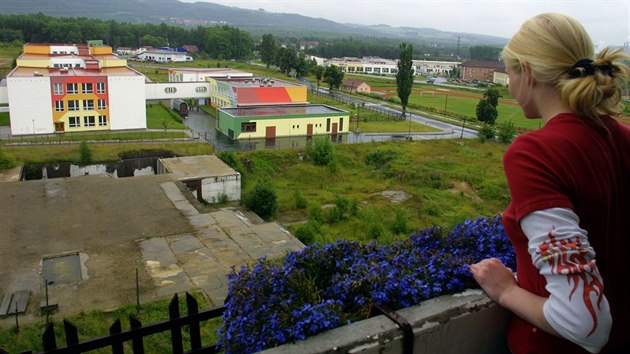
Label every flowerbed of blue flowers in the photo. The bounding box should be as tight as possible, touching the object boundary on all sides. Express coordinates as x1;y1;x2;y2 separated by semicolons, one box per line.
219;216;515;353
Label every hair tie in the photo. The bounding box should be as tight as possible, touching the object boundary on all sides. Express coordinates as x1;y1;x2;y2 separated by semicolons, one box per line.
568;58;614;78
568;59;595;78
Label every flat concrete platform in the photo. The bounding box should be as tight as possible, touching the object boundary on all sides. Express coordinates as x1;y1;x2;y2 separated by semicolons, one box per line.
0;173;303;325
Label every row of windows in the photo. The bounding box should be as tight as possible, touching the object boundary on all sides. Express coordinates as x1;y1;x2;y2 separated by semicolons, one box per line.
239;119;344;133
55;99;107;112
53;82;106;95
52;63;81;68
344;66;398;74
68;115;108;128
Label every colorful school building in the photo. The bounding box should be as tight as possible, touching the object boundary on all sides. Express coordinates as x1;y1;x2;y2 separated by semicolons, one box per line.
5;41;146;135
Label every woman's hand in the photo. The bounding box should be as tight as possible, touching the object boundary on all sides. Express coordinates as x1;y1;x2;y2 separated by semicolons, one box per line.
470;258;518;305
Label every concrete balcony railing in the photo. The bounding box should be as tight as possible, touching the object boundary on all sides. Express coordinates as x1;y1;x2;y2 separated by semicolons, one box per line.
260;289;511;354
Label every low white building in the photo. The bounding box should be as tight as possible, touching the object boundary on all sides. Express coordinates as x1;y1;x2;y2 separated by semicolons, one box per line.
136;50;193;63
157;155;241;203
168;68;253;82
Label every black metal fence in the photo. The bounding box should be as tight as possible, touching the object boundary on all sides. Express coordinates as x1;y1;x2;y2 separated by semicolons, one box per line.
18;293;225;354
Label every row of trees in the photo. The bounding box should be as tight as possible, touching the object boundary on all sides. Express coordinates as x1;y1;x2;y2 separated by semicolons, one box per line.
0;13;254;60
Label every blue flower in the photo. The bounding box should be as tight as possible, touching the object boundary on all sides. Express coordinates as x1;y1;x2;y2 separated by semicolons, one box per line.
219;216;515;354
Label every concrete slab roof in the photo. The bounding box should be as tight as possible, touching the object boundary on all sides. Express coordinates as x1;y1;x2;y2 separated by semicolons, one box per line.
159;155;239;180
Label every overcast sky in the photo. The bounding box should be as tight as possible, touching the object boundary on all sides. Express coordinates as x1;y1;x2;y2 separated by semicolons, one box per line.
179;0;630;46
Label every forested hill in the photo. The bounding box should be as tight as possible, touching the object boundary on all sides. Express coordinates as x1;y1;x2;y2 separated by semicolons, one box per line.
0;0;508;46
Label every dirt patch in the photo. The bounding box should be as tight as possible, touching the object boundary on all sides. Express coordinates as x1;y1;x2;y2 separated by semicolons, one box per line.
448;181;482;201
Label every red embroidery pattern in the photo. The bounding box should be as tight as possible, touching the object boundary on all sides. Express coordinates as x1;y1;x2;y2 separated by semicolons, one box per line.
537;231;604;336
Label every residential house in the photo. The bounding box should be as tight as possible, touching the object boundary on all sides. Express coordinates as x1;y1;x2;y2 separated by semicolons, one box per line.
342;79;371;94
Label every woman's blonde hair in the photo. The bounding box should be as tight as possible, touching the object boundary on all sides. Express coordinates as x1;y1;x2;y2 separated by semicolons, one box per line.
502;13;629;125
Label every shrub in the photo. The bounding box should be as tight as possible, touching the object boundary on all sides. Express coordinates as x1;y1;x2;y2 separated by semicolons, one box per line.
306;137;335;166
244;176;278;220
295;220;320;245
478;124;496;143
391;207;409;235
308;202;323;224
497;121;518;144
294;190;308;209
78;141;93;165
220;216;515;353
0;148;15;170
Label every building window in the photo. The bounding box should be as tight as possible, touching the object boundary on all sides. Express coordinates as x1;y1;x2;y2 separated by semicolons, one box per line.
97;99;106;110
326;118;331;132
241;122;257;132
68;100;79;111
53;83;63;95
55;100;64;112
340;118;344;131
96;82;106;93
164;87;177;94
84;116;96;127
66;83;78;94
98;115;107;126
69;116;80;128
82;82;93;94
382;68;389;73
195;86;207;93
83;100;94;110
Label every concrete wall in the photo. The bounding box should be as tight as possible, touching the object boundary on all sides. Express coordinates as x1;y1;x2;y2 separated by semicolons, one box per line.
200;174;241;203
260;290;511;354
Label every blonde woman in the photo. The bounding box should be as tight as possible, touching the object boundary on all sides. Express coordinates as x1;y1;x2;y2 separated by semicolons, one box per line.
470;13;630;354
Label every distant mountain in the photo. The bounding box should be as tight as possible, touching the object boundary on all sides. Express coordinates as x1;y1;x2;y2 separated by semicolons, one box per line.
0;0;508;46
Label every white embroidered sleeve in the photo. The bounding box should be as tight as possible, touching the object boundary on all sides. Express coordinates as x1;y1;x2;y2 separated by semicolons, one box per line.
520;208;611;353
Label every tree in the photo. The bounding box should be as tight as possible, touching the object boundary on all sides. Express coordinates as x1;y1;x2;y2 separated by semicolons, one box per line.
313;65;325;90
483;87;501;107
323;65;344;90
476;87;501;125
469;45;502;61
276;47;298;76
396;42;414;117
259;33;278;68
476;99;498;125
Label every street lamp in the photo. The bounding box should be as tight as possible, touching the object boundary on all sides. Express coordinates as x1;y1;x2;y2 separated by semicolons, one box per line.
460;117;466;139
444;91;449;114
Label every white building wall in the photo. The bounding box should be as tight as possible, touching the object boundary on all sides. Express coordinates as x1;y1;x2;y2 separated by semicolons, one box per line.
0;79;8;104
200;175;241;203
108;76;146;130
7;76;54;135
145;82;211;100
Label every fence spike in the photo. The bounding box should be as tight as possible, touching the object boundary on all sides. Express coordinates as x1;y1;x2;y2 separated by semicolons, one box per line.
42;322;57;351
186;292;202;350
130;315;144;354
109;319;124;354
169;294;183;354
63;319;79;346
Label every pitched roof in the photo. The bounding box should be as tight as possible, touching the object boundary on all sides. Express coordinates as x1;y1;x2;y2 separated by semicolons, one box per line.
342;78;368;87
